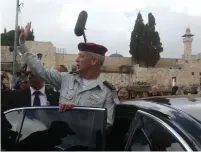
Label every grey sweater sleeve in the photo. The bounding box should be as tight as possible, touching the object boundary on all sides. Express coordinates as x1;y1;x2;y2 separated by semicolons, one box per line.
19;43;63;90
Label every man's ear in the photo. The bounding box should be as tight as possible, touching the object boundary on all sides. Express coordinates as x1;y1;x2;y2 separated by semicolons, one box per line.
91;57;98;65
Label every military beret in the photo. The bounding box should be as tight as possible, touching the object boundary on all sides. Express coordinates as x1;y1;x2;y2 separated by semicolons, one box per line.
78;42;108;56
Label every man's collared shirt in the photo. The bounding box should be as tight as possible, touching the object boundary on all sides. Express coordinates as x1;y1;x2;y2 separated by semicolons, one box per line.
58;74;119;125
60;74;106;105
30;86;48;106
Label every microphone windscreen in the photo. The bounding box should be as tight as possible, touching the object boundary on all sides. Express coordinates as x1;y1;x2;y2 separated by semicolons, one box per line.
74;11;88;37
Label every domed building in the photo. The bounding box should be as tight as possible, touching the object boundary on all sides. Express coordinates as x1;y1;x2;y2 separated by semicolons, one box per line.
109;52;124;57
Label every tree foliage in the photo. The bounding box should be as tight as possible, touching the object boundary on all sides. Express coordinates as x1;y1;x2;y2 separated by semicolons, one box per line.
129;12;163;67
129;12;145;62
1;26;35;46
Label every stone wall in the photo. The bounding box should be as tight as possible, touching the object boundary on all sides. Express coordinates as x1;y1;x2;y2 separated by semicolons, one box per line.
101;73;131;87
55;54;77;70
154;58;179;68
153;58;201;69
1;46;13;62
134;64;201;88
25;41;56;68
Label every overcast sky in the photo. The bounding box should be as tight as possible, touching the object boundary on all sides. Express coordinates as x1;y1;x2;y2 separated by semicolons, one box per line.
0;0;201;58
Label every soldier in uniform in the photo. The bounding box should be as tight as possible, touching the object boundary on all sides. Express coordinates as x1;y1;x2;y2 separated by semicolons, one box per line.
18;22;119;126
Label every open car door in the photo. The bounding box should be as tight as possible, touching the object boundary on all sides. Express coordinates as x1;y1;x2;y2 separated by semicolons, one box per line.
2;106;107;151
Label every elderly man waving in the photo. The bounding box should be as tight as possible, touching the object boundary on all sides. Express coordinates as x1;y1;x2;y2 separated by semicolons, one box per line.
18;22;119;127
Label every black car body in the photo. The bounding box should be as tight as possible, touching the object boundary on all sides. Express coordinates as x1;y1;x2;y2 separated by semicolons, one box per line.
2;95;201;151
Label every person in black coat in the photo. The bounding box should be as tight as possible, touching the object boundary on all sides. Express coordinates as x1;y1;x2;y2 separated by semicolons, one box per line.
171;86;179;95
2;71;60;112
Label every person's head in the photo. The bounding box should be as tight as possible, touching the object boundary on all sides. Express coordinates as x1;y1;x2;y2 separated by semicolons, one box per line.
75;42;107;79
151;85;159;95
53;65;68;72
27;72;44;90
117;87;131;101
142;92;148;98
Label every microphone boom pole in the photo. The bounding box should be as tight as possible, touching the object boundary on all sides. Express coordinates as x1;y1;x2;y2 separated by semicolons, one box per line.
83;29;87;43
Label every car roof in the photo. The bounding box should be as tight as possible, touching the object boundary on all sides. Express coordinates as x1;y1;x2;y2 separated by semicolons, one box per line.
121;95;201;122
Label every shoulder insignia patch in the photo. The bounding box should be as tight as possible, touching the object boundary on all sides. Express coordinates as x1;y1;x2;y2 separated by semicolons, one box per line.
103;81;116;90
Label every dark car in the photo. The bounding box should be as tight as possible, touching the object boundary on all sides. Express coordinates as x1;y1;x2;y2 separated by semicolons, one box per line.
2;95;201;151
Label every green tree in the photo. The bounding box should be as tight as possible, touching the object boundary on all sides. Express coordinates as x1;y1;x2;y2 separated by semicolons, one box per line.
143;13;163;67
1;26;35;46
129;12;145;63
129;12;163;67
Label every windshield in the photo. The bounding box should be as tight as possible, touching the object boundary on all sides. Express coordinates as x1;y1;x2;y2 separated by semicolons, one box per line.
4;107;106;151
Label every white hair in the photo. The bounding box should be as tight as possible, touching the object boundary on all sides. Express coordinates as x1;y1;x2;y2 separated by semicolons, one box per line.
87;52;105;67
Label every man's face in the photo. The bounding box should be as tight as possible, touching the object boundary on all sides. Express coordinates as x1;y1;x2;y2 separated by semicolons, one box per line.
75;51;97;73
28;73;44;89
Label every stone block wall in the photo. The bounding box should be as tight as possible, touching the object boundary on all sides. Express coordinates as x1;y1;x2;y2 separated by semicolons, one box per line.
154;58;201;69
25;41;56;68
55;54;77;70
1;46;13;62
134;65;201;88
101;73;131;87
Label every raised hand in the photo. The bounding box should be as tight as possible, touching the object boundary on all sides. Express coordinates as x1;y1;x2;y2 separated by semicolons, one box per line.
19;22;31;44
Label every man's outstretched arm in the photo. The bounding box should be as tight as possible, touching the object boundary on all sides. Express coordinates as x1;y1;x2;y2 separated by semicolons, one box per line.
18;22;63;89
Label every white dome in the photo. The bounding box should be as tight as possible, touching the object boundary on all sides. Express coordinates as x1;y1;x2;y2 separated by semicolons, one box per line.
110;53;123;57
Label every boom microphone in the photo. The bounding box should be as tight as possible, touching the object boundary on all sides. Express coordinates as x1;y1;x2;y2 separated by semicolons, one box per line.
74;11;88;37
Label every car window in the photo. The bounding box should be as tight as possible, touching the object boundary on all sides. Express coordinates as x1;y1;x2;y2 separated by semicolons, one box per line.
13;107;106;151
2;110;23;150
4;110;23;132
127;115;185;151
